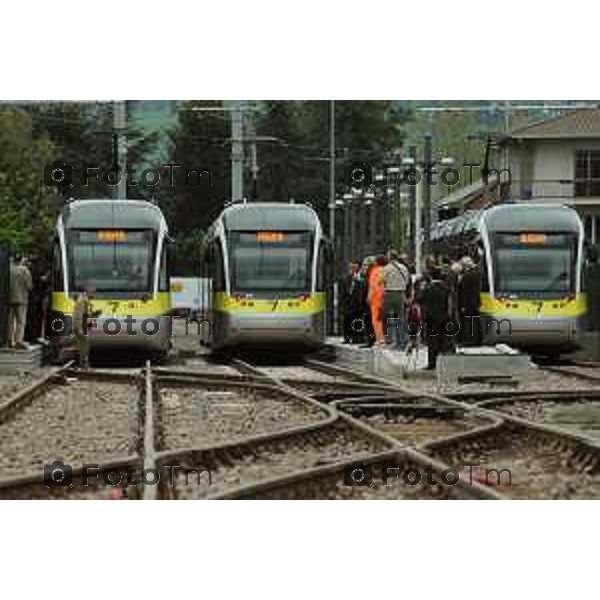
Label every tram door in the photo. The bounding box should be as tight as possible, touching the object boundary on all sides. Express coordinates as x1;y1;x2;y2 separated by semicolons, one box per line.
0;248;9;346
321;241;334;336
585;252;600;332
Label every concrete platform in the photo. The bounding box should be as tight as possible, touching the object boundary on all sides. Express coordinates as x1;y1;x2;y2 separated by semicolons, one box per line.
0;345;43;372
326;338;531;385
326;338;428;378
437;345;530;385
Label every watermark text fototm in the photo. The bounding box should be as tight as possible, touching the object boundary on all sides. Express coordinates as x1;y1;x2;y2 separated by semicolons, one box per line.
48;313;213;339
347;315;513;341
44;160;212;190
344;160;512;190
344;462;512;488
44;461;213;488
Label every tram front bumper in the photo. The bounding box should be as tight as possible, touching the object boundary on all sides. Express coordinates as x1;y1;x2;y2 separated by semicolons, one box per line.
50;314;172;351
220;312;324;347
481;314;579;347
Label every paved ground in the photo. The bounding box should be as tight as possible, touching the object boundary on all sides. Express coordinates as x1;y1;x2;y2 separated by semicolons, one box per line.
170;316;205;355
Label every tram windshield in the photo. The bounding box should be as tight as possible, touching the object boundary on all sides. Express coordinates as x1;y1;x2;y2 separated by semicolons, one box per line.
229;231;313;296
491;232;577;297
67;229;155;296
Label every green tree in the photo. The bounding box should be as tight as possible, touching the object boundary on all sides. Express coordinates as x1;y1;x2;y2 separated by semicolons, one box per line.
26;101;160;200
165;101;231;273
0;107;60;257
256;100;412;221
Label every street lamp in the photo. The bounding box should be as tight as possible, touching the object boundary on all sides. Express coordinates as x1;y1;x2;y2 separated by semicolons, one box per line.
435;156;456;221
342;193;355;263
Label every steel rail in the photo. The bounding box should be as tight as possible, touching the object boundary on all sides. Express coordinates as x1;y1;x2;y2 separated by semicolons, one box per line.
210;448;502;500
446;388;600;403
539;365;600;384
153;361;393;499
0;362;148;499
0;362;73;425
221;358;502;499
0;455;144;499
143;361;156;500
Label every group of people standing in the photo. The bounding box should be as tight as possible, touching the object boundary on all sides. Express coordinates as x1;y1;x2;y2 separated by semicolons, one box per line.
3;251;98;368
3;252;52;351
341;251;413;349
340;251;481;370
4;253;36;350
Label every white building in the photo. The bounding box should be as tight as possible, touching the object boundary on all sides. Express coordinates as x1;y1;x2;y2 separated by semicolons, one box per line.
505;107;600;243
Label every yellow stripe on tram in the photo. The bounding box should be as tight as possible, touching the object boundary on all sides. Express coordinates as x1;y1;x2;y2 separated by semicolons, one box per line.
51;292;171;317
213;292;326;315
479;292;587;318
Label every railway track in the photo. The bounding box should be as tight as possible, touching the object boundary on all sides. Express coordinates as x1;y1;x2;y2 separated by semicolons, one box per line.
539;363;600;385
154;375;330;453
0;364;145;499
0;357;406;499
2;352;600;499
214;449;500;499
420;414;600;499
0;370;49;400
293;356;600;499
477;393;600;442
334;400;498;447
157;420;394;499
204;357;500;499
152;359;403;499
445;388;600;403
230;356;600;500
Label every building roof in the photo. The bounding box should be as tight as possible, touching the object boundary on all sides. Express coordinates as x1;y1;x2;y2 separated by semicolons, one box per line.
508;107;600;140
437;174;498;207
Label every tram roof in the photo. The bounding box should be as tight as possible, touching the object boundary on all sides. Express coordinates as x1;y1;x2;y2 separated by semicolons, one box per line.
60;199;166;230
482;203;581;232
221;202;320;231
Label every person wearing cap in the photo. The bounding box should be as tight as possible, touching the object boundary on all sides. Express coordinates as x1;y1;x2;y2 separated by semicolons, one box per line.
73;286;99;369
7;253;33;350
382;250;411;350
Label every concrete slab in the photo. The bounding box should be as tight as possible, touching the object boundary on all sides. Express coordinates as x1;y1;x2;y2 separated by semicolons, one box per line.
437;345;531;386
328;340;375;372
373;347;429;376
0;345;43;373
327;339;534;389
326;338;428;379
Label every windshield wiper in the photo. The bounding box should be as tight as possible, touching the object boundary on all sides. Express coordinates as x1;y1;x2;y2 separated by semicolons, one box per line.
542;271;568;291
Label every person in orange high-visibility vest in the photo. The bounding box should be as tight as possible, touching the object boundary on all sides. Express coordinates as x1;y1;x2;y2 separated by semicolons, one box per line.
368;255;387;345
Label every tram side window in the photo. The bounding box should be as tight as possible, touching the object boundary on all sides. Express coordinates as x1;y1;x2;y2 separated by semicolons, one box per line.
52;240;64;292
159;244;169;292
316;243;325;291
213;241;226;292
200;243;210;280
316;241;333;292
479;247;490;292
